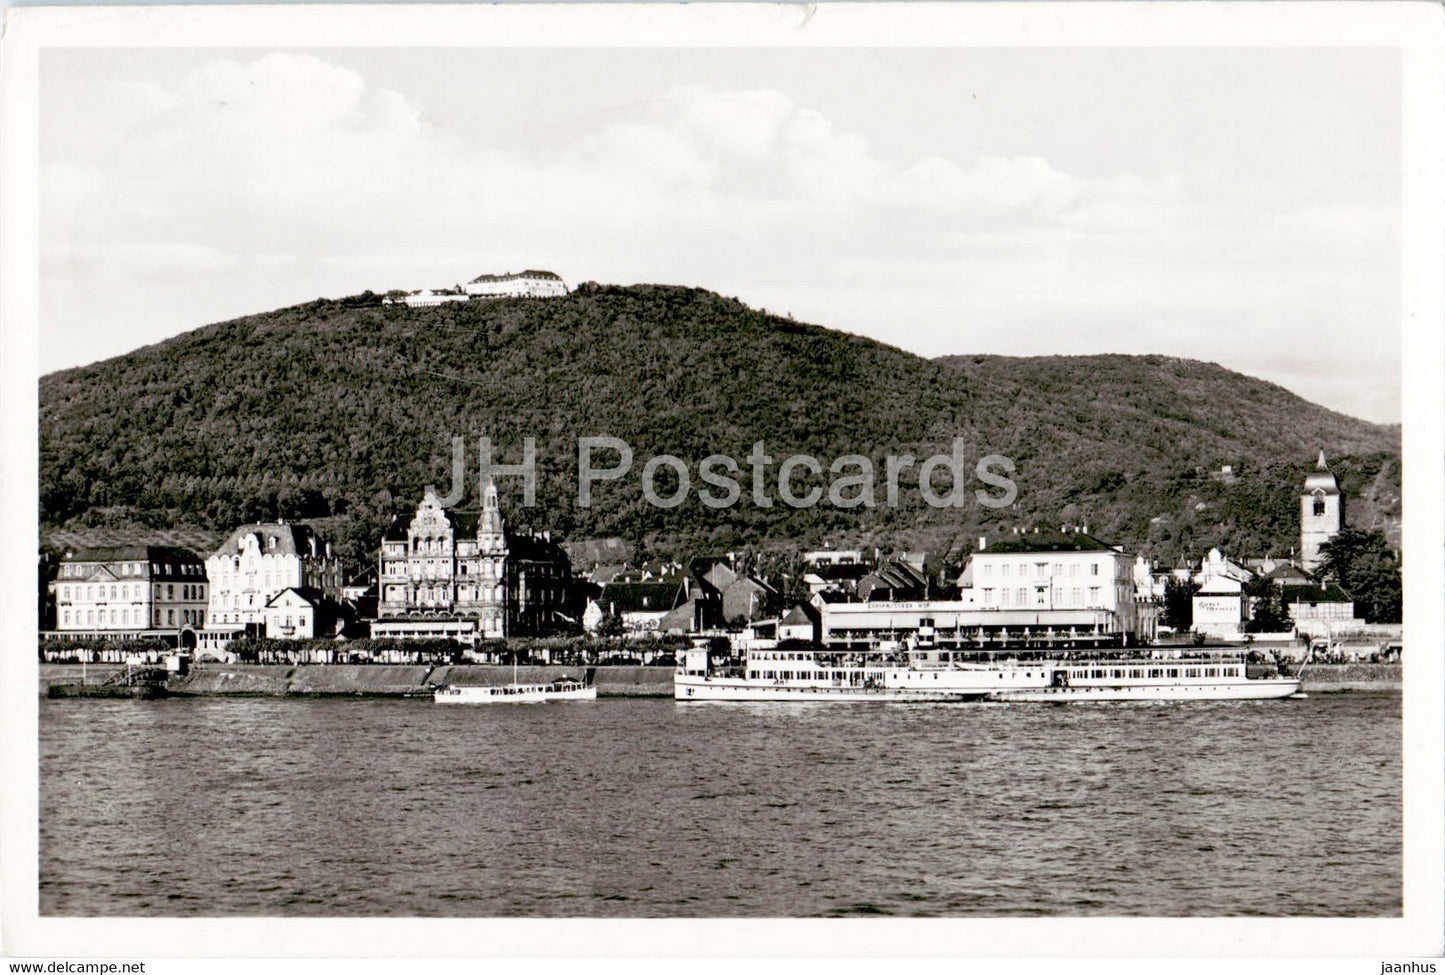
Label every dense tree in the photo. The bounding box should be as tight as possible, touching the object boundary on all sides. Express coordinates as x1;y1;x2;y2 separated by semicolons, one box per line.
1317;528;1403;623
1161;576;1201;630
39;287;1400;566
593;610;624;639
1243;577;1291;633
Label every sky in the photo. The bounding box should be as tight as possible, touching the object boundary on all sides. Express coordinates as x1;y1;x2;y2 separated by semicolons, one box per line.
39;46;1402;422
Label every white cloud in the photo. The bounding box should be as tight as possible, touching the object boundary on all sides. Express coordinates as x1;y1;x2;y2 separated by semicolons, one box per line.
40;54;1399;421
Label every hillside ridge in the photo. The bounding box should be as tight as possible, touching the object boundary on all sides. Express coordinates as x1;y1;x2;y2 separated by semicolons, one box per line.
39;283;1400;568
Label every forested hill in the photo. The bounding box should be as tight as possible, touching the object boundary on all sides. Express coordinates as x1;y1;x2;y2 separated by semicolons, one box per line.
39;283;1400;568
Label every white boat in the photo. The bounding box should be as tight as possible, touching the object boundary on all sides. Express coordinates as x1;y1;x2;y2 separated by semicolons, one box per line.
434;666;597;705
674;644;1298;703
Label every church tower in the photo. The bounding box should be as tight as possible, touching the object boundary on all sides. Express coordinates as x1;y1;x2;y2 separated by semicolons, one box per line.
1300;451;1343;573
475;475;510;637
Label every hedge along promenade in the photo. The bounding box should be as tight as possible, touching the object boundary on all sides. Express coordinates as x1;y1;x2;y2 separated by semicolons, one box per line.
160;664;673;697
217;634;692;665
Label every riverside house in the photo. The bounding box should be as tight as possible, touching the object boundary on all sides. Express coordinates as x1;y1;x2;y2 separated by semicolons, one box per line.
49;545;209;655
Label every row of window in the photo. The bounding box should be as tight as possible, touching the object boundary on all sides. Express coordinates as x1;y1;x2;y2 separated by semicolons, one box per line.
59;562;204;578
748;670;885;681
1063;667;1239;679
981;561;1104;579
59;583;206;602
384;561;504;578
62;608;203;627
982;587;1104;607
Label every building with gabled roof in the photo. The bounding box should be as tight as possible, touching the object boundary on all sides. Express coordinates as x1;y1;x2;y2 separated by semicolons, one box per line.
204;522;343;634
263;587;343;642
465;269;568;298
373;478;572;642
590;577;691;635
51;544;209;645
857;559;929;602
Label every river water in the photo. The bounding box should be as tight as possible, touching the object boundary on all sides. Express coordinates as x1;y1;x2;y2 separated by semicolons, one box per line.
39;693;1400;917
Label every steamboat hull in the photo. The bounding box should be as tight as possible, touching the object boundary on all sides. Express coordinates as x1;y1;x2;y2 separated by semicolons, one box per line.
674;677;986;703
434;684;597;704
989;677;1300;702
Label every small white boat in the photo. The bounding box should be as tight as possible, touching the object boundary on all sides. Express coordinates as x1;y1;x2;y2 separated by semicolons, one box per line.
434;674;596;705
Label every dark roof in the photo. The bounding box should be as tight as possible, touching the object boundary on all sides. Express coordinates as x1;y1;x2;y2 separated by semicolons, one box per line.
213;523;332;559
813;589;858;604
1304;452;1341;495
265;586;332;608
1265;563;1312;582
810;561;873;581
981;531;1117;554
598;580;687;614
507;532;570;566
780;605;818;626
1282;583;1353;604
383;507;566;565
65;544;204;565
378;506;477;539
469;269;562;283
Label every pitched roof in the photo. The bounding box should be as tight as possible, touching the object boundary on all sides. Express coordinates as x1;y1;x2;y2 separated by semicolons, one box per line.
506;531;570;565
264;586;331;608
810;561;873;582
598;580;687;614
982;531;1117;554
65;544;204;565
658;598;702;633
1282;583;1353;604
720;576;774;620
1265;563;1312;583
780;604;817;626
213;523;331;560
1303;451;1341;495
469;269;562;283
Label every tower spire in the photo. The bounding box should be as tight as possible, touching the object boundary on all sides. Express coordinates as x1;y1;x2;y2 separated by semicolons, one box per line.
1316;449;1328;470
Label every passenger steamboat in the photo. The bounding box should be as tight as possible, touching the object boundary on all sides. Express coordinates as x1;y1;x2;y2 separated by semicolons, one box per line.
673;643;1299;702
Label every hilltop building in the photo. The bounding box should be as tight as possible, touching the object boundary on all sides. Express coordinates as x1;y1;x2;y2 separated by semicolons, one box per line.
398;288;470;308
50;545;208;647
465;270;568;298
1300;451;1344;572
384;270;568;307
201;523;344;651
373;478;572;643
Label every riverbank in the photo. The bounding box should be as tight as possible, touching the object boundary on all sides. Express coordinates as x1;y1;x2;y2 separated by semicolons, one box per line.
40;663;675;698
39;661;1401;698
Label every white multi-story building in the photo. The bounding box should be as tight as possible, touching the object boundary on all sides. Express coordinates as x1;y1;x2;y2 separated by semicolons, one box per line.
465;269;568;298
373;478;572;643
400;289;470;308
818;531;1148;649
51;545;208;641
964;532;1139;627
203;523;343;637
